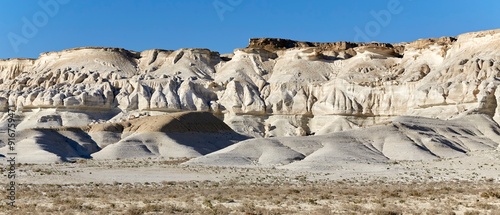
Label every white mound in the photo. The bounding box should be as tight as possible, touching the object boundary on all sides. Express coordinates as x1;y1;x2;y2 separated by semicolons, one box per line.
90;112;247;160
92;132;241;159
0;112;247;163
0;129;99;163
186;115;500;170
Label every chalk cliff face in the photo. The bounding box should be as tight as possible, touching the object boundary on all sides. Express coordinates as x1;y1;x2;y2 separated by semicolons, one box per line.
0;29;499;138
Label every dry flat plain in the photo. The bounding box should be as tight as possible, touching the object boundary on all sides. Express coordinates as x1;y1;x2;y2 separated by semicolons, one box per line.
1;153;500;215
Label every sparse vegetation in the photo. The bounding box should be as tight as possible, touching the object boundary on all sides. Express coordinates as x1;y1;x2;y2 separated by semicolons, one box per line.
1;180;499;214
2;156;499;214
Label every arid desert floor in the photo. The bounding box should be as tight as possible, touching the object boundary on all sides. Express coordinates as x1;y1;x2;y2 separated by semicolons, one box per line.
2;154;500;215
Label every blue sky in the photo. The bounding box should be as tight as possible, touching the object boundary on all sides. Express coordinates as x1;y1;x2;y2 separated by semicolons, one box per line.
1;0;499;59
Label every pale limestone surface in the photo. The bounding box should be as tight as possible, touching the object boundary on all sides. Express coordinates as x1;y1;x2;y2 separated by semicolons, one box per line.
1;29;500;163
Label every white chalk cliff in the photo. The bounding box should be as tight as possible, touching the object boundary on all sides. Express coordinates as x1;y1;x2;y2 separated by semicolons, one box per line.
1;29;500;163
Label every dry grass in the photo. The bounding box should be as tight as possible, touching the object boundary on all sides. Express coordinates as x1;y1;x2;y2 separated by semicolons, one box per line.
1;180;499;214
4;157;500;214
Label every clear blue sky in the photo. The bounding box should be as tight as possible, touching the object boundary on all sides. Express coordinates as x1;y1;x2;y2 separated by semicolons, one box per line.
1;0;499;59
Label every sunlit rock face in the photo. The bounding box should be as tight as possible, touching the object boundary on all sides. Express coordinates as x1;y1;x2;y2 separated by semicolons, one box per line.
1;29;500;137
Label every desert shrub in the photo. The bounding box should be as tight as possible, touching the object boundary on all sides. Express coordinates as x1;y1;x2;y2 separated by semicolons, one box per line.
475;202;497;210
126;206;145;215
373;208;403;215
464;210;480;215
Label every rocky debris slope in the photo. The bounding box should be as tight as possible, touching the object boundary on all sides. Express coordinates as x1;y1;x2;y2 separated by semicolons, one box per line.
185;114;500;169
0;30;499;138
1;30;499;138
90;112;247;160
0;112;247;163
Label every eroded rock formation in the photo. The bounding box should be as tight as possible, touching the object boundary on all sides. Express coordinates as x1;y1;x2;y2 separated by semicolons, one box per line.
0;29;499;138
